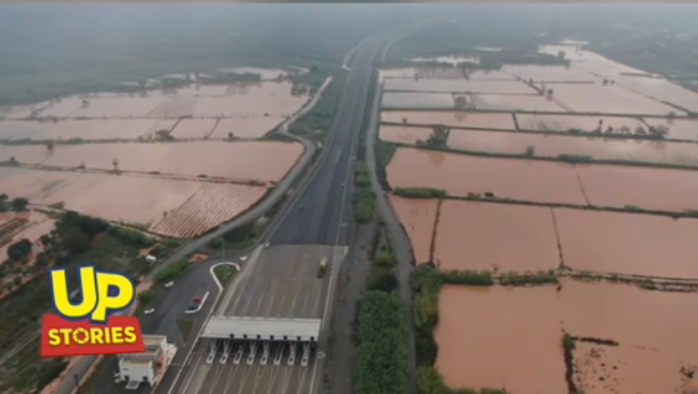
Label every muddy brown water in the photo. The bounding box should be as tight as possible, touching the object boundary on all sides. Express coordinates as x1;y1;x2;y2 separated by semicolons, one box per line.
381;92;455;109
643;118;698;142
433;200;560;272
381;111;516;130
383;79;536;95
446;128;698;166
436;281;698;394
500;64;600;83
210;116;286;139
549;84;680;115
0;119;178;141
515;114;645;133
471;93;567;112
389;196;439;264
387;147;587;205
0;140;303;182
379;125;433;145
171;119;218;139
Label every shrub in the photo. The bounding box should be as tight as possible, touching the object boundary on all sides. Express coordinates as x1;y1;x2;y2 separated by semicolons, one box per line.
155;258;190;284
498;270;557;286
109;227;156;248
562;333;575;351
138;289;156;305
375;252;397;267
393;187;446;198
7;239;32;262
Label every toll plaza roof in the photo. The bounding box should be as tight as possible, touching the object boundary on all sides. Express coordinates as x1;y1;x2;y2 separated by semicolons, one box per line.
201;316;321;342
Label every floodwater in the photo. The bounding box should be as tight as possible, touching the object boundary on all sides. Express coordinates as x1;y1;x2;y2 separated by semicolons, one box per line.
216;67;288;80
471;93;567;112
387;147;587;205
383;79;536;95
642;117;698;142
436;281;698;394
379;125;433;145
501;64;600;83
556;208;698;278
411;55;479;65
0;140;303;182
382;92;454;109
210;116;286;139
379;68;420;82
577;164;698;212
0;119;178;141
433;200;560;271
389;196;439;264
446;129;698;166
0;211;54;262
33;81;307;119
617;76;698;113
150;183;267;238
171;119;218;138
0;167;201;227
550;84;680;115
381;111;516;130
515;114;645;133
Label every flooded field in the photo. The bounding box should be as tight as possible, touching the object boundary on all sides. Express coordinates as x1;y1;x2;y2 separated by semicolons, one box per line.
0;119;178;141
210;116;286;139
436;281;698;394
446;129;698;166
171;119;218;139
617;76;698;113
577;164;698;212
379;68;515;82
433;200;560;271
515;114;645;133
150;183;267;238
382;92;455;109
471;93;567;111
389;196;439;264
382;111;516;130
0;140;303;182
0;211;54;262
383;79;536;94
642;117;698;142
378;68;420;82
501;64;600;83
550;84;681;115
32;82;308;119
379;125;433;145
216;67;288;80
387;147;587;205
556;208;698;278
0;167;266;232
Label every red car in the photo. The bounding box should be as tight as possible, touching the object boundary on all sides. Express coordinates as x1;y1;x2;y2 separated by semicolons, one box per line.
192;297;202;303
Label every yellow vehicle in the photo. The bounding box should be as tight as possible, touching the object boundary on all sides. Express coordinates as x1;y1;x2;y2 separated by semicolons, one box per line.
317;258;328;278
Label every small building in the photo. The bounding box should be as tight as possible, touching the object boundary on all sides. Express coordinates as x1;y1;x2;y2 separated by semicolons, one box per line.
117;335;176;390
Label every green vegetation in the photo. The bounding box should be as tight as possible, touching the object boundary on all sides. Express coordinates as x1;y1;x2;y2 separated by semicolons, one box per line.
0;210;164;392
417;125;450;148
367;226;398;293
210;219;268;252
213;264;239;286
176;319;195;341
417;366;510;394
393;187;446;199
289;72;346;142
353;161;376;223
155;258;190;284
375;141;397;191
498;270;558;286
354;291;409;394
0;195;29;212
557;154;594;163
562;333;576;351
137;289;157;305
48;202;65;210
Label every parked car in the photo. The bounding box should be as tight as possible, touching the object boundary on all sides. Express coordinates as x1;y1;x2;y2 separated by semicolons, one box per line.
164;281;174;288
144;308;155;315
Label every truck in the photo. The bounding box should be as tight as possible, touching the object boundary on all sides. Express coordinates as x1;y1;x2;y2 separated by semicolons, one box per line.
317;258;328;278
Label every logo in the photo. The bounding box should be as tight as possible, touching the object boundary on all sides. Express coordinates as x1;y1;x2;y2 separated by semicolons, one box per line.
41;266;145;357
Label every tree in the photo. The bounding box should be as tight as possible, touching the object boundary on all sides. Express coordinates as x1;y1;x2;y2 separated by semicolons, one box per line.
0;194;7;201
8;239;32;262
525;145;535;156
112;158;119;171
138;289;157;305
46;142;54;152
10;197;28;211
558;50;566;59
426;125;449;147
61;227;92;254
228;132;234;140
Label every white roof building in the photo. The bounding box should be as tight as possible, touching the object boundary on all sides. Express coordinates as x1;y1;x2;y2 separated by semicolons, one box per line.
118;335;177;390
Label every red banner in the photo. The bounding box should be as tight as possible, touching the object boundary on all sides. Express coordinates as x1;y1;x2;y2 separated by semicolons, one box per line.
41;313;145;357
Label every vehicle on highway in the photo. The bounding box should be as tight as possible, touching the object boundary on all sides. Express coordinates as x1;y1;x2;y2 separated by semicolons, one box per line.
240;255;248;262
317;257;328;278
144;308;155;315
187;303;199;311
192;296;202;303
164;281;174;288
264;242;271;249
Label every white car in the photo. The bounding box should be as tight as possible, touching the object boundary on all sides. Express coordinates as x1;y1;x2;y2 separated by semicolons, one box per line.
264;242;271;249
239;255;248;262
164;281;174;288
144;308;155;315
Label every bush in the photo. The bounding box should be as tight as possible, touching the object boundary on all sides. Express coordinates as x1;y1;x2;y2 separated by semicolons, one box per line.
138;289;156;305
57;211;109;237
393;187;446;198
61;227;92;254
557;154;593;163
498;271;558;286
375;251;397;267
109;227;156;248
562;333;575;351
155;258;190;284
354;291;408;394
10;197;29;211
7;239;32;262
366;269;398;292
441;269;494;286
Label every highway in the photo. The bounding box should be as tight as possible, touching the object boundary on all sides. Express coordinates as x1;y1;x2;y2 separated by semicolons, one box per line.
168;37;383;394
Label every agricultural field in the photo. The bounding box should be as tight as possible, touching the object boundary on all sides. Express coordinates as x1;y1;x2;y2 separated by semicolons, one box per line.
410;55;479;65
0;166;266;233
382;92;455;109
389;196;439;264
515;114;646;135
546;84;682;115
387;147;698;212
209;116;287;139
379;125;433;145
0;211;54;263
444;128;698;166
470;93;567;112
0;119;178;141
642;117;698;142
170;119;218;139
383;78;536;94
382;110;516;130
0;140;303;182
500;64;601;83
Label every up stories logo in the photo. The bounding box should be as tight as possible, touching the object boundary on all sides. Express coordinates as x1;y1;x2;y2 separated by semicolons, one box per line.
41;265;145;357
